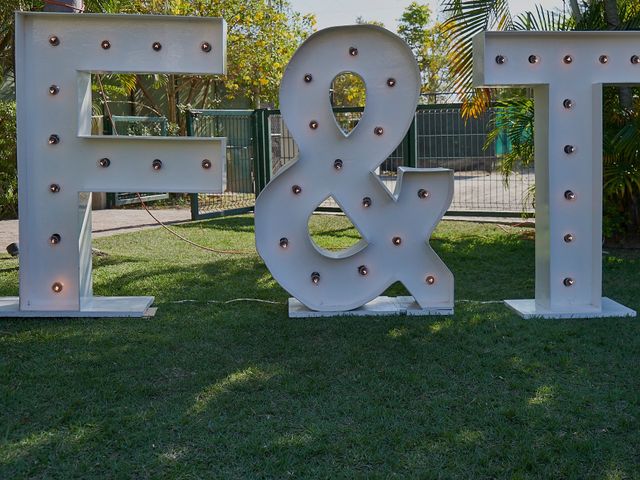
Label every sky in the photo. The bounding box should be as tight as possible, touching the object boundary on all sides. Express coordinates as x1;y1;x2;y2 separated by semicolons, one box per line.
289;0;567;31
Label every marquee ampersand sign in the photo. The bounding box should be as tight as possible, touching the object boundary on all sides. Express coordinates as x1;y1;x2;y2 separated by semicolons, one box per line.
255;26;454;316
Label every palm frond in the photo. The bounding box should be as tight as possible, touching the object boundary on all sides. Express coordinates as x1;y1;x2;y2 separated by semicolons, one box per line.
441;0;513;119
513;5;573;31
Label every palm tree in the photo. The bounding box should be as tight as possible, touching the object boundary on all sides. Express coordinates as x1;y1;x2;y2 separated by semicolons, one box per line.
441;0;640;243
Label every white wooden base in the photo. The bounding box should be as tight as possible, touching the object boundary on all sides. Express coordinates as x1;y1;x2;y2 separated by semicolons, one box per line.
289;296;453;318
505;297;636;319
0;296;155;318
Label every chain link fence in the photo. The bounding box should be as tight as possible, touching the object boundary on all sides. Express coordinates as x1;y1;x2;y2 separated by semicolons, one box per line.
267;105;534;214
188;102;534;218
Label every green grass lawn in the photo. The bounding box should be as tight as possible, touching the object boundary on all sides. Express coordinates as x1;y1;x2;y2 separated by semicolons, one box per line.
0;215;638;479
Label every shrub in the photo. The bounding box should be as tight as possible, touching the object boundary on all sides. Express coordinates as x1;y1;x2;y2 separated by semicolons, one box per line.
0;100;17;219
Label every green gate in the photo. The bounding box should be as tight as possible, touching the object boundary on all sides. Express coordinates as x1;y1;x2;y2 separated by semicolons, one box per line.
187;109;257;219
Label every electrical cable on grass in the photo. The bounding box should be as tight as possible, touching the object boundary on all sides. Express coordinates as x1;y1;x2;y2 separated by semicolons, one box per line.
166;299;502;307
169;298;283;305
136;194;253;255
96;79;251;255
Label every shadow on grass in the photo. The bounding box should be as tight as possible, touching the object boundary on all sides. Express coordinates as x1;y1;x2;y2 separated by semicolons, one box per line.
178;215;255;233
0;221;638;478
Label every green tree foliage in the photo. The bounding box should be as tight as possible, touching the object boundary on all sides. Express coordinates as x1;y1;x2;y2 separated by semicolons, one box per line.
334;3;449;108
398;2;448;98
0;0;314;114
91;0;314;132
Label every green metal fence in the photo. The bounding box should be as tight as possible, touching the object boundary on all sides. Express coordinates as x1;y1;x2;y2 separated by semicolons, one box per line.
186;109;256;219
103;115;170;207
187;104;533;219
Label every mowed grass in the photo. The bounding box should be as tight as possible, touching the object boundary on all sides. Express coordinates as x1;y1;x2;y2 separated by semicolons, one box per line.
0;214;638;479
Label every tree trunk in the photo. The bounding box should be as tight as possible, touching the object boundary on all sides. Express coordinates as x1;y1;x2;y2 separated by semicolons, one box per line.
568;0;582;22
43;0;82;12
603;0;633;110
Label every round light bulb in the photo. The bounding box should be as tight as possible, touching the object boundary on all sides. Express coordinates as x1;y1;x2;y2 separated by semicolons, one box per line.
564;145;575;154
152;159;162;170
304;73;313;83
495;55;506;65
563;99;573;109
309;120;318;130
333;159;343;170
631;55;640;65
52;282;63;293
349;47;358;56
358;265;368;276
528;55;539;64
563;277;575;287
201;42;212;53
563;55;573;64
292;185;302;195
202;159;212;169
49;233;61;245
417;189;430;199
49;36;60;46
98;157;110;168
279;237;289;249
374;126;384;136
425;275;436;285
392;236;402;246
362;197;372;208
563;233;574;243
49;85;59;95
599;55;608;64
101;39;111;50
311;272;320;284
387;78;396;87
48;134;60;145
564;190;576;200
49;184;60;193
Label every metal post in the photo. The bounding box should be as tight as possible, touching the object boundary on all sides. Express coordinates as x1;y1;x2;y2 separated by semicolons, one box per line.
405;113;418;168
252;109;270;195
186;110;200;220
